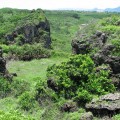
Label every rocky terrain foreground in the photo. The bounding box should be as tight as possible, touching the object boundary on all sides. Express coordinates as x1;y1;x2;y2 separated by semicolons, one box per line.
86;93;120;117
72;30;120;89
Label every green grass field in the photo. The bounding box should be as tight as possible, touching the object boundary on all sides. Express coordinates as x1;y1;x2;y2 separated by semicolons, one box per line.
7;57;68;84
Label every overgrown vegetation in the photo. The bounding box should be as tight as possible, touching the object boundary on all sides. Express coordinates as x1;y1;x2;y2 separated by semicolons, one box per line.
0;110;34;120
99;16;120;56
47;54;115;104
1;44;51;60
0;8;45;42
0;8;50;60
0;8;120;120
45;10;114;53
0;77;11;98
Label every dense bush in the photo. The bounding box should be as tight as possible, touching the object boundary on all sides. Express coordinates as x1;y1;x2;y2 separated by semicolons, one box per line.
100;16;120;26
11;79;30;97
0;44;9;53
113;114;120;120
47;54;115;103
0;110;34;120
101;25;120;34
15;34;26;45
0;77;11;98
35;78;58;103
1;43;51;60
0;76;31;98
72;13;80;19
35;78;47;98
99;16;120;40
18;91;36;111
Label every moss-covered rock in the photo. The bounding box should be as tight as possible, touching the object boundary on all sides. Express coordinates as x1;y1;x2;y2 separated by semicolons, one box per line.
0;8;51;48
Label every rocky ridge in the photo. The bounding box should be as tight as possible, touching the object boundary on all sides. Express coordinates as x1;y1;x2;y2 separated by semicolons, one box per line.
72;30;120;117
2;9;51;48
72;30;120;90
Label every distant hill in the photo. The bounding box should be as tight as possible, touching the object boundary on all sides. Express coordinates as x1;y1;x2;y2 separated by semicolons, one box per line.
87;7;120;12
105;7;120;12
51;7;120;13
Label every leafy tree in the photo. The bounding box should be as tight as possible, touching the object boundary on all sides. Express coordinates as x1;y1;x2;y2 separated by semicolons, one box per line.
72;13;80;19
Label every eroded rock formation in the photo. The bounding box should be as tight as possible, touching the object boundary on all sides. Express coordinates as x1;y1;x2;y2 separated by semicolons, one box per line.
0;47;16;81
72;31;120;90
80;112;93;120
71;31;107;55
0;47;6;75
61;101;77;112
5;12;51;48
86;93;120;117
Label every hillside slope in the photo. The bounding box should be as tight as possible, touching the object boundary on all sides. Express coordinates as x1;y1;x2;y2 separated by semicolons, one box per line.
0;10;120;120
0;8;51;48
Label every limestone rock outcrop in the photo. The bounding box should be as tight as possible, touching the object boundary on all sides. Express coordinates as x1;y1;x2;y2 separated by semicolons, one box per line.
80;112;93;120
71;31;107;55
0;47;6;75
86;93;120;117
71;30;120;90
5;10;51;48
61;101;77;112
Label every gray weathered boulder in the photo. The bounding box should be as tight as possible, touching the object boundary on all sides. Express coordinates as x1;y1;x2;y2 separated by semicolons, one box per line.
47;78;58;92
61;101;77;112
93;44;120;90
71;39;90;54
80;112;93;120
86;93;120;117
71;31;107;54
93;44;120;74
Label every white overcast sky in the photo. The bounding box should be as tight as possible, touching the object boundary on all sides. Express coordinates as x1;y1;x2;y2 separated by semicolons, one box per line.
0;0;120;10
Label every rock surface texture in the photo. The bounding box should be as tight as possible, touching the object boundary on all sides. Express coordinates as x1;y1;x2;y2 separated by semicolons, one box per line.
86;93;120;117
0;48;6;75
80;112;93;120
5;10;51;48
61;101;77;112
71;31;107;55
72;31;120;90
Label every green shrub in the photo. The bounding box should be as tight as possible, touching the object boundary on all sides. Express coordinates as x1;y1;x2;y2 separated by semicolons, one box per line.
47;54;115;103
0;110;34;120
8;43;51;60
35;78;58;102
35;79;47;97
101;25;120;34
65;112;81;120
0;44;9;53
111;39;120;56
11;79;30;97
72;13;80;19
0;77;11;98
113;114;120;120
18;92;35;111
74;89;92;103
100;16;120;26
15;34;25;45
